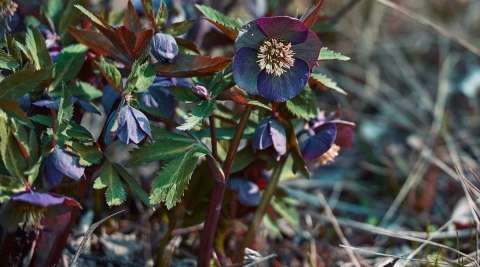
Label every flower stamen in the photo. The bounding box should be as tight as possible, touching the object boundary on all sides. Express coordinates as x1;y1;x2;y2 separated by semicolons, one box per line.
317;144;340;165
257;38;295;77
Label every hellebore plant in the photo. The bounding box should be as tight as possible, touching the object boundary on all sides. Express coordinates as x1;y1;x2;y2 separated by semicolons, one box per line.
0;0;354;266
233;16;322;102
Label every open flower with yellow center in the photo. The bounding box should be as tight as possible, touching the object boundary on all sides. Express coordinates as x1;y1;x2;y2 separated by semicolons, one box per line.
233;16;322;102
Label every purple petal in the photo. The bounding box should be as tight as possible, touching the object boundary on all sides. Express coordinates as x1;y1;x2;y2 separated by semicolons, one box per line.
78;100;101;115
301;123;337;161
235;19;267;51
104;112;117;145
33;99;59;110
50;147;85;180
252;117;272;151
269;119;287;159
130;106;152;138
233;47;260;95
102;85;121;114
12;191;65;207
335;125;354;149
256;16;308;44
228;178;261;206
257;59;310;102
43;158;64;189
292;31;322;69
141;86;175;117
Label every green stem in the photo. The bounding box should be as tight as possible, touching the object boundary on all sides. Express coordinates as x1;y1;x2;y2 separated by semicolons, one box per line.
198;105;254;267
237;156;287;262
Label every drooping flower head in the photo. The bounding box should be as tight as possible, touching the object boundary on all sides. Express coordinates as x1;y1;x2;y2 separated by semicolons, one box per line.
0;190;81;232
233;16;322;102
140;76;187;117
150;32;179;63
252;116;287;160
301;111;355;165
42;146;85;189
104;105;152;145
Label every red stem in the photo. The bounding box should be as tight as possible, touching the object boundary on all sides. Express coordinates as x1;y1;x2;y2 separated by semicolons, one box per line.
197;105;253;267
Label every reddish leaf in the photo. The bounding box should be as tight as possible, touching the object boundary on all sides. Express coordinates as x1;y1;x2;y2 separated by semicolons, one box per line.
133;29;154;58
125;0;143;34
300;0;325;28
204;18;238;41
69;28;132;64
114;26;137;54
154;54;231;77
217;87;248;104
175;37;200;54
141;0;156;29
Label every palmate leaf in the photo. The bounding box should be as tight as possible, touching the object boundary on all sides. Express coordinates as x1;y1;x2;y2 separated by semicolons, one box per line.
56;85;73;140
0;114;29;180
96;57;123;90
286;87;318;119
309;73;347;95
113;163;152;208
52;44;89;90
0;67;52;100
164;20;195;36
318;47;350;61
0;49;19;70
149;144;210;209
93;160;126;206
51;81;102;100
154;54;231;77
0;100;31;126
195;4;241;41
128;140;195;166
155;0;168;27
177;98;215;131
70;142;103;166
23;27;52;69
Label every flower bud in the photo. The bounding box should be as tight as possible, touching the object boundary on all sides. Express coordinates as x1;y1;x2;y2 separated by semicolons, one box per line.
150;32;178;63
191;85;210;100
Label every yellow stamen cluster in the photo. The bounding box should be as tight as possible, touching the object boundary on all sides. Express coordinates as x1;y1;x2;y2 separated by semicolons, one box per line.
257;38;295;77
317;144;340;165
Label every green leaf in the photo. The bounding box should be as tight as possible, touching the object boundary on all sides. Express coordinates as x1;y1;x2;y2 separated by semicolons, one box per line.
30;115;54;127
0;67;52;100
64;122;94;143
318;47;350;61
128;140;195;166
0;49;19;70
154;54;231;77
124;60;155;94
71;142;103;166
47;0;64;27
0;100;31;127
56;85;73;139
164;20;195;36
284;120;310;179
195;4;240;40
0;114;29;180
155;0;168;27
177;99;214;131
271;198;300;226
51;81;102;100
58;0;86;43
75;4;109;29
195;126;255;141
0;175;25;203
24;27;52;69
286;87;318;119
309;73;347;95
93;160;126;206
96;57;123;90
52;44;88;90
113;163;152;208
248;100;271;111
149;145;209;208
5;35;23;66
168;85;198;103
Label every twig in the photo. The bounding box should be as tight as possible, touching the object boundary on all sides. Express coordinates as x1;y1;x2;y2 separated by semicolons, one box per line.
374;0;480;56
317;193;363;267
70;210;125;267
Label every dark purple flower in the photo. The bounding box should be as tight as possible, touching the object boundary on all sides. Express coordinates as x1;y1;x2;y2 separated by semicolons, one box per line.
105;105;152;145
102;84;121;114
228;178;261;206
301;122;337;161
11;190;81;208
17;93;30;112
42;146;85;189
252;116;286;160
150;32;178;63
32;97;100;115
191;84;210;100
140;76;177;117
233;16;322;102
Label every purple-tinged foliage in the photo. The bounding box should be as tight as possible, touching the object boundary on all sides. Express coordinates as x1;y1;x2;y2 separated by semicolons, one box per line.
151;32;178;63
228;178;261;206
42;146;85;189
105;105;152;145
191;84;210;100
233;16;322;102
252;116;287;160
140;76;178;117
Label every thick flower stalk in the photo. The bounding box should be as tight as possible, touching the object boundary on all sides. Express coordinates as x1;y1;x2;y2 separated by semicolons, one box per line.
233;16;322;102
